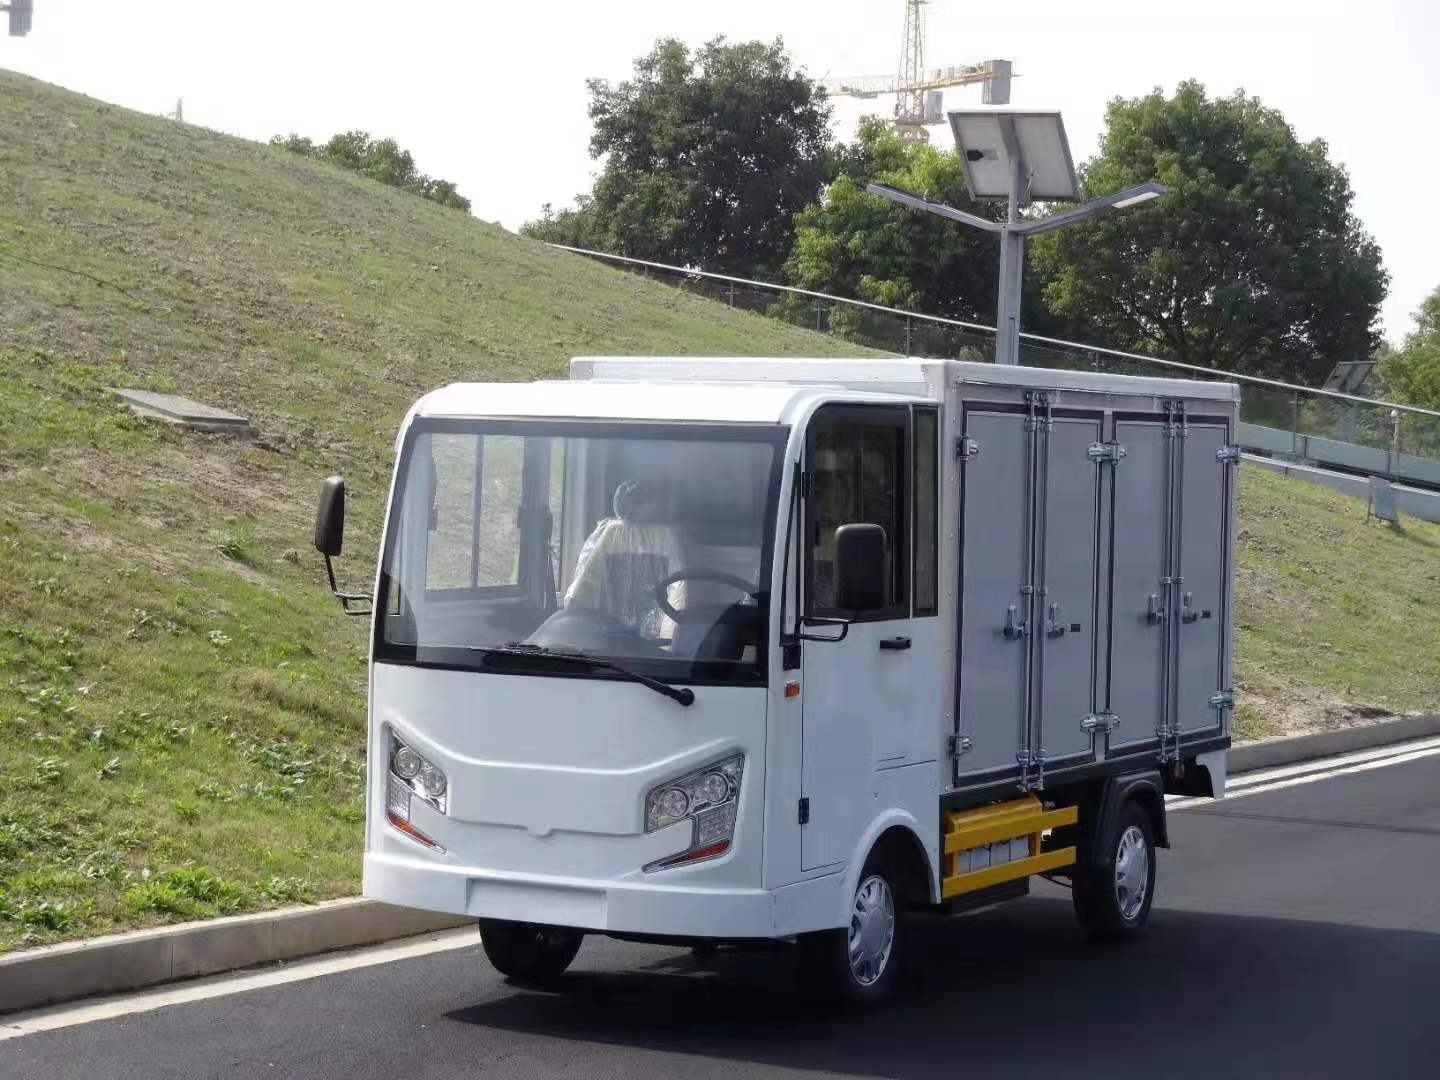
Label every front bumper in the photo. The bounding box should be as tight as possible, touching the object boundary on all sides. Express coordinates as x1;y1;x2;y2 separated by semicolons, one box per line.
364;851;842;939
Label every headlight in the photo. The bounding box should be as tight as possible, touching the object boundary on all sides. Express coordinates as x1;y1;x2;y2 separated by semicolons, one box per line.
385;731;446;851
644;754;743;871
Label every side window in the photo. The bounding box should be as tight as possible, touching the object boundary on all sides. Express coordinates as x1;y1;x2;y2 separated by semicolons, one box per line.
475;435;523;587
425;433;478;590
807;406;909;618
422;433;527;592
913;407;939;616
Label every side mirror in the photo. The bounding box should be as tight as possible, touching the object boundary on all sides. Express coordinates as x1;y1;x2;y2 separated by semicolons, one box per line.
314;476;346;557
313;475;371;616
833;523;888;613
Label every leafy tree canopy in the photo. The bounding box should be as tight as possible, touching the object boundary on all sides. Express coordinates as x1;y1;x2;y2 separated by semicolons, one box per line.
271;131;470;212
1030;81;1387;383
522;36;832;278
1378;286;1440;409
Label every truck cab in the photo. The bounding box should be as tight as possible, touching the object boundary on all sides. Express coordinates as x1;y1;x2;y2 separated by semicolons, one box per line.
315;358;1237;1001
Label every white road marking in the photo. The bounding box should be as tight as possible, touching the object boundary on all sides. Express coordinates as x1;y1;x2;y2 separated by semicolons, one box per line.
0;927;476;1042
1223;735;1440;791
1169;741;1440;811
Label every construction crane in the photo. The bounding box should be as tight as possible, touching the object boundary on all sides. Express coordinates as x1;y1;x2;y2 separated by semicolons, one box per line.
824;1;1012;143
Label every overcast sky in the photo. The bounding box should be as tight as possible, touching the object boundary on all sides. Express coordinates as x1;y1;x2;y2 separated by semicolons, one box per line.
4;0;1436;341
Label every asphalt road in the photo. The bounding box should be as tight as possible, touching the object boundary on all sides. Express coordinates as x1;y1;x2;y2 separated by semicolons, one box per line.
5;753;1440;1080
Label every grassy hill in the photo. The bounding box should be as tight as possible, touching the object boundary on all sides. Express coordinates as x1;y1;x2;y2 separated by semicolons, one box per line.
1;69;1437;951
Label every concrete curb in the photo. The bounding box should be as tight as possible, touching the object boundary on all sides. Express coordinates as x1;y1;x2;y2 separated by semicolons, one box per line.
0;898;470;1015
4;714;1436;1016
1228;713;1440;774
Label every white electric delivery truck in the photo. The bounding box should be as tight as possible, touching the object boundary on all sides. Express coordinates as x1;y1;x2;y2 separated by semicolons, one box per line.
314;357;1236;1001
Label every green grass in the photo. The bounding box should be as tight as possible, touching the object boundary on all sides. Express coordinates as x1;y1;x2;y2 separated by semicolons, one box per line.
0;68;879;953
1232;466;1440;739
0;69;1437;952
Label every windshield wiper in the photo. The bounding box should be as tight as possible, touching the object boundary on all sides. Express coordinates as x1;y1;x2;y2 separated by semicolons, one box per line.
469;644;695;707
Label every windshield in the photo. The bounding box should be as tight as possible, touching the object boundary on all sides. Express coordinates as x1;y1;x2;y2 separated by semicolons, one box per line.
374;418;785;685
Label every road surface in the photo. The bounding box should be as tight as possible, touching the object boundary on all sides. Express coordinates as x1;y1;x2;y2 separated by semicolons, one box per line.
4;747;1439;1079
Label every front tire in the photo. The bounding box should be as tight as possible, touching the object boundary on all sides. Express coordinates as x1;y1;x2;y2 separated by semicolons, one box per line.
800;856;904;1004
478;919;583;984
1073;801;1157;939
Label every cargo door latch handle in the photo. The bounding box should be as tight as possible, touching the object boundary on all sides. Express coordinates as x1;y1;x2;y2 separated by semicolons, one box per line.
1003;604;1028;640
879;636;912;651
1046;603;1079;638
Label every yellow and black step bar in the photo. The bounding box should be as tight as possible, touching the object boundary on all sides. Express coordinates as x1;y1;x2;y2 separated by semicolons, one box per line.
942;795;1077;900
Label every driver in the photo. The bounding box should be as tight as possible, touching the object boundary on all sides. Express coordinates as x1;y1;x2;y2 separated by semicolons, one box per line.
563;479;685;641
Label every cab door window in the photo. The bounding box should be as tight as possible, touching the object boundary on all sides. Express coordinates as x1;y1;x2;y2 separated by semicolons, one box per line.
806;406;910;620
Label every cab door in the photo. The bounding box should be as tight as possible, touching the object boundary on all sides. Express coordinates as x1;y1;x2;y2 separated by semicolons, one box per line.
797;404;939;871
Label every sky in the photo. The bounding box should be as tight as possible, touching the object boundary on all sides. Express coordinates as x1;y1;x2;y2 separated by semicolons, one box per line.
3;0;1436;341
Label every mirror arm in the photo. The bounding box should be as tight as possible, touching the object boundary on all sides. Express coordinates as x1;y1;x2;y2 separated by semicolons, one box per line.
323;554;373;616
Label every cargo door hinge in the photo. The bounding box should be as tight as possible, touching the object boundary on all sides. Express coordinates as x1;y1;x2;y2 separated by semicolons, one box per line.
957;436;981;462
797;797;810;825
1081;711;1120;733
1087;441;1127;464
948;733;973;757
1016;749;1047;792
1216;444;1242;464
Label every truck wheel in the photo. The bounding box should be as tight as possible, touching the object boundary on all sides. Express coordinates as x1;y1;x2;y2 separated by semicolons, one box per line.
1073;801;1156;939
478;919;583;984
800;855;904;1004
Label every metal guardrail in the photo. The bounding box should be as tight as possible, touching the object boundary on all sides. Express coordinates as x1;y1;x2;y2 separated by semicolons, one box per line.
547;243;1440;487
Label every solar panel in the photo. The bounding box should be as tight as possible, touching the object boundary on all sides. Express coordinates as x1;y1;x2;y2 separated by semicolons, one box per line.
1321;360;1376;395
948;108;1080;201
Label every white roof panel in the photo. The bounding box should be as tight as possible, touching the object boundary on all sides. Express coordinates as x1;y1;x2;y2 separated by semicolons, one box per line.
573;356;1239;404
415;379;817;425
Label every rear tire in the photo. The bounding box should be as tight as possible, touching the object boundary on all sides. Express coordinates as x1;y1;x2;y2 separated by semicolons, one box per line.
1073;801;1156;939
799;853;904;1005
478;919;583;984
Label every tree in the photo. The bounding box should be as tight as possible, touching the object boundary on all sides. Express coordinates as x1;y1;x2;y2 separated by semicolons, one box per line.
522;36;832;278
271;130;470;212
1378;286;1440;409
1030;82;1387;384
783;116;1059;348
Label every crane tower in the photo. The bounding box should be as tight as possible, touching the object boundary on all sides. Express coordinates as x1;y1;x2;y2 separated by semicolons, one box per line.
826;1;1012;143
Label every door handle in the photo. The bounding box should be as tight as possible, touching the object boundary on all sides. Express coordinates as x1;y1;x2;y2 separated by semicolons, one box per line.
1147;593;1167;624
1045;602;1077;638
879;636;912;651
1003;604;1028;640
1180;591;1200;624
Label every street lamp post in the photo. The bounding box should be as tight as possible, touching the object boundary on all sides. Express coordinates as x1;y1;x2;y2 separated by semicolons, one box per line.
868;107;1166;365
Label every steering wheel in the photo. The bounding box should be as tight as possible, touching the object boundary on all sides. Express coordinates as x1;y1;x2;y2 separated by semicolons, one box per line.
652;569;762;623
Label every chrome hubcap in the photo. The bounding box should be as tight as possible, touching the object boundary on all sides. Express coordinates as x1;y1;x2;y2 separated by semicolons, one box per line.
1114;825;1150;921
848;874;895;987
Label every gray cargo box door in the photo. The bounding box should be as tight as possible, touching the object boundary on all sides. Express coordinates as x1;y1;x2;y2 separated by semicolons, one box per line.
1173;422;1229;738
1106;420;1169;754
955;410;1030;783
1034;415;1104;766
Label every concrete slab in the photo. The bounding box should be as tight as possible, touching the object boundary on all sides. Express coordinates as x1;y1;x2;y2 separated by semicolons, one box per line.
109;388;254;436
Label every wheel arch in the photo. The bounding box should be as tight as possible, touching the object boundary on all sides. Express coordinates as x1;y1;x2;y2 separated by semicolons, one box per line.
838;811;939;922
1098;769;1169;852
